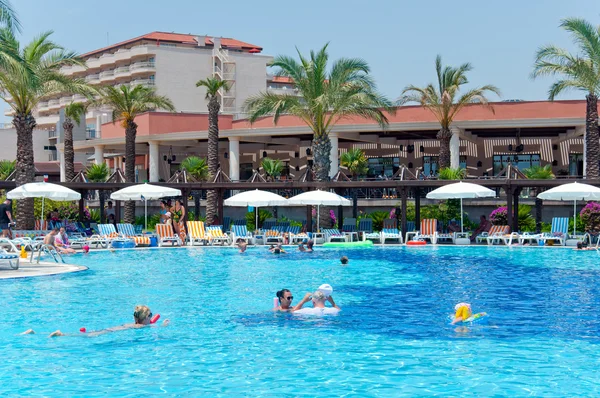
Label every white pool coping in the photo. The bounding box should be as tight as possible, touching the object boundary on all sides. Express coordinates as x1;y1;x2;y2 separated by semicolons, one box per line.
0;259;87;279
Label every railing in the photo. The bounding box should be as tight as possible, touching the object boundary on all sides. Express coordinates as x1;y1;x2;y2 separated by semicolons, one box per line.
59;97;71;105
114;66;130;75
31;244;64;264
86;129;97;139
99;70;115;79
72;94;87;102
48;130;57;138
85;74;100;82
48;151;58;161
47;99;60;107
130;79;155;87
0;122;13;129
130;61;155;70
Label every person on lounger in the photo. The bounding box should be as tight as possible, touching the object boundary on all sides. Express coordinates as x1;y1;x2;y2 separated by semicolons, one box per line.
22;305;169;337
470;215;491;242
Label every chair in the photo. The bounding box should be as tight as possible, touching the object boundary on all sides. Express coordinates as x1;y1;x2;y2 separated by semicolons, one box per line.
538;217;570;246
117;223;150;246
206;225;231;245
222;217;231;233
288;225;309;244
0;238;19;269
155;224;182;246
265;229;283;244
187;221;211;246
323;229;347;243
232;225;253;244
341;218;358;241
35;220;48;231
262;218;277;230
485;225;511;245
413;219;438;244
359;219;381;243
233;219;247;226
134;224;143;234
381;219;403;244
98;224;134;247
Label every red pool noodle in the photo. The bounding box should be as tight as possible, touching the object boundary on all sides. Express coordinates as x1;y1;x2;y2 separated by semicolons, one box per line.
150;314;160;324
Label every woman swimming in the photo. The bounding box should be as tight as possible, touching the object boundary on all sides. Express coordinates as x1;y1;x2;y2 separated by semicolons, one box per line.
22;305;169;337
274;289;294;311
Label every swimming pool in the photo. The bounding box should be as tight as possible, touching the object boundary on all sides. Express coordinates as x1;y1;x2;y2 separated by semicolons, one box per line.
2;246;600;396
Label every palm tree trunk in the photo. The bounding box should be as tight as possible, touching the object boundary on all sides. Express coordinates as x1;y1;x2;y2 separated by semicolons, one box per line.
194;191;201;221
124;119;137;224
63;118;75;181
585;94;599;179
13;112;36;229
206;96;220;225
437;127;452;169
312;133;332;181
535;197;542;233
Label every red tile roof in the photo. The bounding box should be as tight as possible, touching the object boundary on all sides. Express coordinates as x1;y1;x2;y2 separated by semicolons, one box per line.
81;31;262;58
268;76;295;84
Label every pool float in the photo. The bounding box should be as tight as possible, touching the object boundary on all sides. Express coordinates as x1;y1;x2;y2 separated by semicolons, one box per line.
322;241;373;248
294;307;340;316
407;240;426;246
111;240;135;249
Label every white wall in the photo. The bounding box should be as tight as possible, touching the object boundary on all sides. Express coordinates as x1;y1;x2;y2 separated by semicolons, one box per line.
0;128;49;162
231;53;272;111
154;46;213;113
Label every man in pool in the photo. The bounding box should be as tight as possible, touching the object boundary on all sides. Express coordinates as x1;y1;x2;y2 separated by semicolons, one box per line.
293;290;340;314
340;256;349;265
236;238;248;253
21;305;169;337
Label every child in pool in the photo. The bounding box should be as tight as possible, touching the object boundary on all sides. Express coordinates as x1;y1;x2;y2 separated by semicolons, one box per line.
451;302;472;324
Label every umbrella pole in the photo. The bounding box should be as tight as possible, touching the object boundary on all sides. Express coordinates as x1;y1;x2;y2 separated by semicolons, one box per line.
317;205;320;233
41;197;44;230
256;207;258;231
460;198;464;233
145;199;148;231
574;200;576;236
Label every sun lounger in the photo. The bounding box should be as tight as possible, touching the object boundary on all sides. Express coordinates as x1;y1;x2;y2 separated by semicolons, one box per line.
359;219;382;243
538;217;570;246
222;217;231;233
485;225;510;245
323;229;347;243
262;218;277;230
206;225;231;245
117;223;151;246
232;225;253;245
411;219;438;244
0;238;19;269
155;224;182;246
381;219;403;244
187;221;211;246
265;229;283;244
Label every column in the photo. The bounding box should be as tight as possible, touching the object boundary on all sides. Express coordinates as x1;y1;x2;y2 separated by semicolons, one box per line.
95;115;103;139
450;127;461;169
94;145;104;165
58;148;65;182
148;140;160;182
228;137;240;181
329;131;339;179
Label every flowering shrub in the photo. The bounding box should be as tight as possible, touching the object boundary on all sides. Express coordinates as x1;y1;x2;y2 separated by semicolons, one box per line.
389;208;396;219
489;207;508;225
580;202;600;233
330;209;337;227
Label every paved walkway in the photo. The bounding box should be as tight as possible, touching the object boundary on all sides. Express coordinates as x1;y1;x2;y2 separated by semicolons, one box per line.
0;260;87;279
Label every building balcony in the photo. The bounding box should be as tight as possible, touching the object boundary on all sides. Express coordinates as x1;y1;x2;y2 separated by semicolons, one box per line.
114;66;130;77
48;129;57;138
266;86;299;96
72;94;87;103
99;70;115;82
36;101;49;112
47;99;60;110
85;74;101;84
59;96;72;106
36;114;60;127
130;79;155;88
4;107;14;117
130;61;155;75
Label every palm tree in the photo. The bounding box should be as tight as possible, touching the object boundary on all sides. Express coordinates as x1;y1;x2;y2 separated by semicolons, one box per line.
261;157;284;181
196;77;230;225
245;44;393;181
181;156;209;220
0;1;20;33
0;30;91;229
399;55;500;169
340;148;368;180
86;163;110;223
524;164;555;233
63;102;87;181
0;159;14;180
92;85;175;223
532;18;600;179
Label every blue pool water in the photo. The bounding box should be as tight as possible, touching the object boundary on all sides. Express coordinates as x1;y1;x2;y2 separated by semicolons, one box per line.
2;246;600;396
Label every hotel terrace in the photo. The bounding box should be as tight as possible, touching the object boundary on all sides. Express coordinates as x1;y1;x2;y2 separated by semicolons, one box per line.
2;31;596;183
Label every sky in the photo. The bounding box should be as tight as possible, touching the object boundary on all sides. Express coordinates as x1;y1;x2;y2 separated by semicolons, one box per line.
3;0;600;121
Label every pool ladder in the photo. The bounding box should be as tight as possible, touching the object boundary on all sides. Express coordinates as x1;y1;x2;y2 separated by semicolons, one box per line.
30;244;65;264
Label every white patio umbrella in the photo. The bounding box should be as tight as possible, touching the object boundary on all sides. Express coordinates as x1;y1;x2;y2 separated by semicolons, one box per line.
224;189;288;229
7;182;81;229
537;182;600;235
426;181;495;233
286;189;352;232
110;183;182;230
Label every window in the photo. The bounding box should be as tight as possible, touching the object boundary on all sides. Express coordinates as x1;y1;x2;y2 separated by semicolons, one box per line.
239;163;254;180
493;154;540;175
86;123;96;139
367;157;399;178
148;57;155;63
422;156;466;176
569;153;583;176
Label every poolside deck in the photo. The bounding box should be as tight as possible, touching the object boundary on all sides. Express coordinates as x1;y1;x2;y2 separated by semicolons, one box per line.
0;260;87;279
